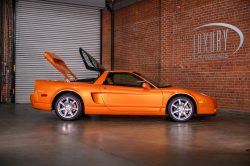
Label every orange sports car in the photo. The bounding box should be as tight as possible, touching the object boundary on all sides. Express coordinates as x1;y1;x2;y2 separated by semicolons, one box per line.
30;48;217;122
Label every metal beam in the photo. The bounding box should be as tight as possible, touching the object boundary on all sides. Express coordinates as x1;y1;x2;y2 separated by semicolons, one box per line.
113;0;145;11
106;0;114;70
11;0;15;103
41;0;105;8
0;0;2;103
100;9;103;64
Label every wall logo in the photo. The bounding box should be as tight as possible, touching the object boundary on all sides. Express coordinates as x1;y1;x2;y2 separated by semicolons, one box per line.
192;23;244;60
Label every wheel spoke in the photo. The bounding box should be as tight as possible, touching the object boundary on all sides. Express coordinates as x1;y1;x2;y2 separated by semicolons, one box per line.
71;100;76;104
59;101;65;106
185;108;192;111
178;99;182;105
63;110;68;117
59;108;65;112
69;111;74;117
73;107;78;111
184;101;189;106
172;110;178;114
183;112;188;117
178;112;181;119
172;104;178;108
66;97;69;103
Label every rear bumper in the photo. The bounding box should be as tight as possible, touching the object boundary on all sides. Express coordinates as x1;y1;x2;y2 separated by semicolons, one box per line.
30;93;37;103
30;94;51;111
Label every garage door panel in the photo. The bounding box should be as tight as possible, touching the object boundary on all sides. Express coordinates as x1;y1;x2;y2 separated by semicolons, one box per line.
16;0;101;103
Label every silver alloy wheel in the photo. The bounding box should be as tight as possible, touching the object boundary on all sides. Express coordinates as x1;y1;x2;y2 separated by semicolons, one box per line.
170;98;193;121
57;96;79;119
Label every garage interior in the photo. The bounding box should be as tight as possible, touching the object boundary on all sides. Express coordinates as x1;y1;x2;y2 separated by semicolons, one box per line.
0;0;250;165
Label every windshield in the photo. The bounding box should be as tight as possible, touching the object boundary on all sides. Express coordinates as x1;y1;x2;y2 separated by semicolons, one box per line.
134;72;171;88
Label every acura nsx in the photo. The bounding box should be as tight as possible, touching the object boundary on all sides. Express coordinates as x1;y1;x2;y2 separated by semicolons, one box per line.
30;48;217;122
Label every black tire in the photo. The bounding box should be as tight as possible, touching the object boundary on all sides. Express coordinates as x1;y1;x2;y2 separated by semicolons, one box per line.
167;96;195;122
55;93;83;121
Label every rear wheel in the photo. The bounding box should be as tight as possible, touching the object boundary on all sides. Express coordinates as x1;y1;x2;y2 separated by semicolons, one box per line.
168;96;194;122
55;93;83;121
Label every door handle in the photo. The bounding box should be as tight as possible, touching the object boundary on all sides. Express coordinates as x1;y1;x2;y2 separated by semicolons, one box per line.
104;87;106;89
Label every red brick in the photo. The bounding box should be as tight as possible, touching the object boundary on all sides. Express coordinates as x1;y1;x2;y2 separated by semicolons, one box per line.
102;0;250;112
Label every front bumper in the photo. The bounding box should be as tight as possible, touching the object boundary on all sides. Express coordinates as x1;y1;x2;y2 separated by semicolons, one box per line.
197;96;217;115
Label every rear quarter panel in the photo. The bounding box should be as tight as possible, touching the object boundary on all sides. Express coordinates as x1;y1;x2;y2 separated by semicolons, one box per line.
33;80;105;108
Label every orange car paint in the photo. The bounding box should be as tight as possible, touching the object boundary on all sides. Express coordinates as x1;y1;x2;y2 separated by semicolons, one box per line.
30;71;217;115
44;52;77;81
30;52;217;116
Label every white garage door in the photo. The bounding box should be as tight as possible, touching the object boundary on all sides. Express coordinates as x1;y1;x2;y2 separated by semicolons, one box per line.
16;0;101;103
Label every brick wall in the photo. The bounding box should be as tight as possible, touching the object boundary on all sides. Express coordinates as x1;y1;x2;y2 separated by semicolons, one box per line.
171;0;250;111
102;0;250;112
114;0;162;82
1;0;13;103
102;10;112;70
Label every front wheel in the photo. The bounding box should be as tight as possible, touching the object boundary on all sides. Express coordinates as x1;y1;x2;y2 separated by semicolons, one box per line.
55;93;83;121
167;96;195;122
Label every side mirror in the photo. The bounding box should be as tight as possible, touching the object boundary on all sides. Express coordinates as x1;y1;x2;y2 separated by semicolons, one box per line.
142;82;151;90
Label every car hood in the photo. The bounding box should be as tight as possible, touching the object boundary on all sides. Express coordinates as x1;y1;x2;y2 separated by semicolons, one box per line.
159;87;196;93
44;48;106;82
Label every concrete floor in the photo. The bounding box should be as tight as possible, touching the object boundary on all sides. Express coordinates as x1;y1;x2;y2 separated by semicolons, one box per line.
0;104;250;166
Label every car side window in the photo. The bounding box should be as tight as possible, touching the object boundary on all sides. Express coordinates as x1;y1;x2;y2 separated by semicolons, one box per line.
104;73;144;87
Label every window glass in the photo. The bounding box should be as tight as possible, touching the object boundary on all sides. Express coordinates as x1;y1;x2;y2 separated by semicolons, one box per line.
79;48;106;72
80;49;97;69
104;73;144;87
134;72;171;88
